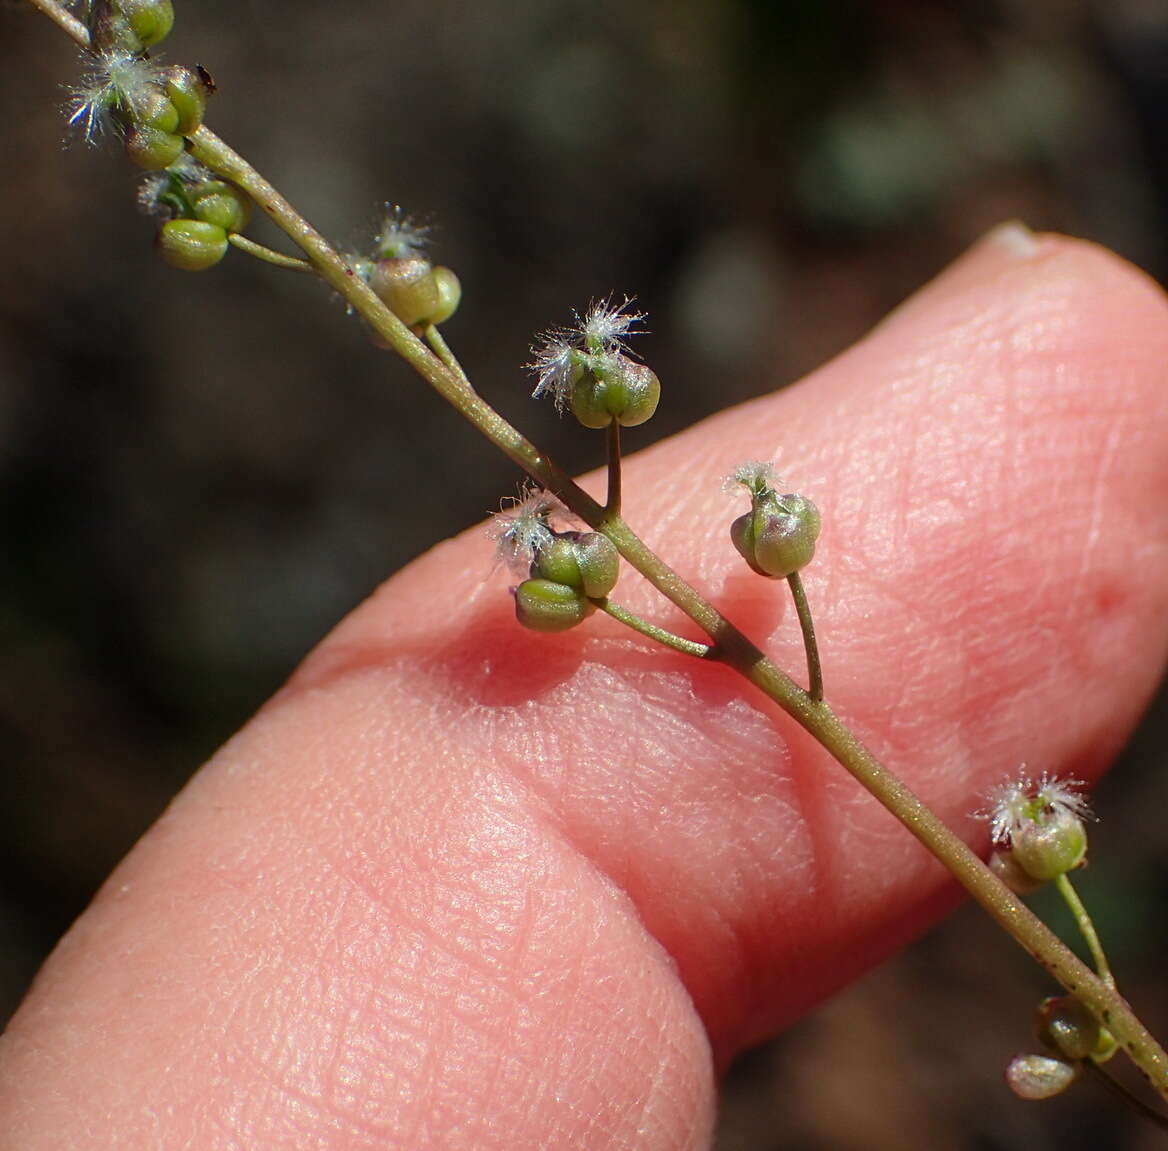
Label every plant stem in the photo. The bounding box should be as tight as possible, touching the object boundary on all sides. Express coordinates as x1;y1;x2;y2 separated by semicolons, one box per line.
1055;872;1115;989
786;571;823;702
423;324;473;390
26;0;1168;1100
227;233;315;272
606;421;622;515
24;0;87;43
595;599;712;658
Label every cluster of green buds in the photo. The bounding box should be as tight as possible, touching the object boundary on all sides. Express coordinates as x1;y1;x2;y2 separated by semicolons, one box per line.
727;462;821;579
529;299;660;428
138;157;250;270
985;772;1092;891
491;489;620;633
355;207;460;329
68;2;211;171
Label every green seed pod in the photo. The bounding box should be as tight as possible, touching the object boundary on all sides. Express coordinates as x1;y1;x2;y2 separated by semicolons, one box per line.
531;532;620;599
1035;997;1110;1062
514;578;594;633
161;65;208;135
117;0;175;47
189;180;252;233
158;218;229;271
1010;807;1087;882
90;0;174;51
570;354;661;429
125;125;186;171
429;266;461;324
369;257;452;326
532;537;582;588
574;532;619;598
1005;1053;1078;1101
731;492;821;579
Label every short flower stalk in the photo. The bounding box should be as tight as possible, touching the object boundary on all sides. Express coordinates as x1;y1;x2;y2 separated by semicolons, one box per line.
18;0;1168;1121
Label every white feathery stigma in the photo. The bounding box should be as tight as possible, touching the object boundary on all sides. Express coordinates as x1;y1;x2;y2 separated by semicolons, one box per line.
528;296;645;409
488;486;572;574
983;770;1093;845
724;460;777;497
375;204;431;259
67;50;162;144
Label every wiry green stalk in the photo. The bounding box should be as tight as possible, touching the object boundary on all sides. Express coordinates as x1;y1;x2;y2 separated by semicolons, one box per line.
25;0;1168;1102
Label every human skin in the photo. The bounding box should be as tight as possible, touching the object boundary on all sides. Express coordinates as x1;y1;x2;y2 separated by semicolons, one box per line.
1;227;1166;1149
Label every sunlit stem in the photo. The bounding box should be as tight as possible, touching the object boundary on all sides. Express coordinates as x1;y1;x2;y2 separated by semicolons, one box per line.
605;421;622;516
595;598;712;658
1055;872;1115;989
228;233;315;272
786;571;823;701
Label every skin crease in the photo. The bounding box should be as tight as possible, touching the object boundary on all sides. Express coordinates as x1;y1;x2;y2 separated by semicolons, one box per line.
2;229;1168;1149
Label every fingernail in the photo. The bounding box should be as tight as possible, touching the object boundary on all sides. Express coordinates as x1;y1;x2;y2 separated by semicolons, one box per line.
979;220;1039;259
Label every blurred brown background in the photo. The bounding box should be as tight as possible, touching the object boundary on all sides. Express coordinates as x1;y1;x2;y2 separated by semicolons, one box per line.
2;1;1167;1147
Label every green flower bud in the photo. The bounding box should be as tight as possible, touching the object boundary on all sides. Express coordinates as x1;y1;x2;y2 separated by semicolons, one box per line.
369;257;461;327
514;578;594;633
1005;1053;1078;1100
189;180;251;233
1010;806;1088;882
117;0;175;47
531;532;619;599
158;218;228;271
161;65;208;135
731;492;821;579
429;266;462;325
1035;996;1113;1062
569;354;661;429
90;0;174;51
573;532;620;598
125;125;186;171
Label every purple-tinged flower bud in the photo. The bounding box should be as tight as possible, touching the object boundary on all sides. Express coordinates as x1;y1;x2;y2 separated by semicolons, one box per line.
730;492;821;579
988;849;1044;895
1035;996;1111;1062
